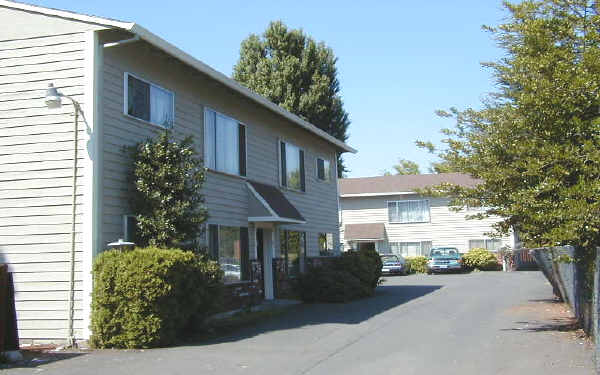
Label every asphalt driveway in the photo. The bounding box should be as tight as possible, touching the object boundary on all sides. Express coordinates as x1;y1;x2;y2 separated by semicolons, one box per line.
4;271;594;374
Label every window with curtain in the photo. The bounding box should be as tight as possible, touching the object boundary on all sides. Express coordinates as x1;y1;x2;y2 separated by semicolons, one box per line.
316;157;331;182
217;226;241;283
469;239;502;251
126;73;174;128
280;230;305;277
318;233;334;256
204;108;246;176
390;241;432;256
280;141;305;191
388;200;430;223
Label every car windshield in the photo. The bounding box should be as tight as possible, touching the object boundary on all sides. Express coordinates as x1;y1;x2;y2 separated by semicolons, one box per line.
429;248;460;258
381;255;399;262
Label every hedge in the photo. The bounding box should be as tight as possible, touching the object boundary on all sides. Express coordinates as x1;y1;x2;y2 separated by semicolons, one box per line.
295;248;382;302
461;248;500;271
405;256;429;274
90;247;223;348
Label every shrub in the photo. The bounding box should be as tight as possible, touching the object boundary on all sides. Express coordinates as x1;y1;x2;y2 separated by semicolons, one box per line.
90;247;223;348
462;248;500;271
405;256;429;274
295;248;383;303
129;131;208;248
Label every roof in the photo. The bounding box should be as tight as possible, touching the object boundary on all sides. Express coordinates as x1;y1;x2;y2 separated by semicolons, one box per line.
344;223;386;241
0;0;356;154
339;173;480;197
246;181;306;224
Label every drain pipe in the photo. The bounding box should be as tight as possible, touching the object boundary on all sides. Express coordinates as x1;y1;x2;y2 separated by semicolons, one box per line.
103;36;140;48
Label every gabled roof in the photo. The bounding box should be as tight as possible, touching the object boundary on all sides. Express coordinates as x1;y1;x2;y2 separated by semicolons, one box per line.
247;181;306;224
339;173;480;197
0;0;356;154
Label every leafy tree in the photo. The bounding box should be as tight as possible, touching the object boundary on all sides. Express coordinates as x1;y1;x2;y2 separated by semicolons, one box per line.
233;21;350;176
422;0;600;261
129;131;208;248
391;159;421;175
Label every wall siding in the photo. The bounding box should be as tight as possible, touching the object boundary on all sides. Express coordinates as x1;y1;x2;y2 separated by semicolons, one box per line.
0;6;105;343
340;195;514;255
100;41;340;259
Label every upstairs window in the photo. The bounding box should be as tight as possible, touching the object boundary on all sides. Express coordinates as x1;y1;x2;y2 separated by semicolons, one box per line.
469;239;502;251
204;108;247;176
125;73;174;128
388;200;430;223
280;140;305;191
316;157;331;182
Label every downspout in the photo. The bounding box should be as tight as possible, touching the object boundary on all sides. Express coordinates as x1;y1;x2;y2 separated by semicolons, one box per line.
67;100;80;347
103;35;140;48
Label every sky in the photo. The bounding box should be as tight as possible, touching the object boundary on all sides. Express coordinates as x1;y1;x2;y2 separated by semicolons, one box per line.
30;0;508;178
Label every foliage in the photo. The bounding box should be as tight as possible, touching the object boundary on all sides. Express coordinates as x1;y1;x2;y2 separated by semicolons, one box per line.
295;248;383;302
233;21;350;176
129;131;208;248
461;248;499;271
416;1;600;262
382;159;421;175
405;256;429;274
90;247;223;348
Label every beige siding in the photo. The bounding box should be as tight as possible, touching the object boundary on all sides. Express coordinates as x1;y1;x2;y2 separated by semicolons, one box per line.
100;41;340;258
340;194;514;255
0;7;105;343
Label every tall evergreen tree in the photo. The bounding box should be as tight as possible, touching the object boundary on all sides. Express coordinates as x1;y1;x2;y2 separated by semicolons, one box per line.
233;21;350;176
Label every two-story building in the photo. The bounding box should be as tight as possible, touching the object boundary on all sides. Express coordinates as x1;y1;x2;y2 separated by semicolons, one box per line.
0;1;355;345
339;173;515;256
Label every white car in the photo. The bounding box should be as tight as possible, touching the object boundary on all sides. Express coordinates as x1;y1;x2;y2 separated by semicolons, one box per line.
380;254;406;275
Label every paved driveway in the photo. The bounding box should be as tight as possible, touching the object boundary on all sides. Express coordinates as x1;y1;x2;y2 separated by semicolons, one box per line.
4;271;594;374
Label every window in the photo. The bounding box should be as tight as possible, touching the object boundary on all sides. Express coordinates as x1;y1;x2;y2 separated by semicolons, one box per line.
280;230;306;277
316;157;331;182
469;239;502;251
125;73;174;128
390;241;432;257
208;225;249;283
280;141;305;191
318;233;334;256
388;200;430;223
204;108;246;176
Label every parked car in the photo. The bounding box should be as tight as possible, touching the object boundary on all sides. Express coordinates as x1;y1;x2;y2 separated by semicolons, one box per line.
380;254;406;275
427;247;463;274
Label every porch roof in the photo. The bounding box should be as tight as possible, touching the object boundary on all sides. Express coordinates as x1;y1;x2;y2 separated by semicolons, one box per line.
247;181;306;224
344;223;386;241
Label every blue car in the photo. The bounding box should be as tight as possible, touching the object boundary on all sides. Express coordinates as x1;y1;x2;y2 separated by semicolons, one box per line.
427;247;463;274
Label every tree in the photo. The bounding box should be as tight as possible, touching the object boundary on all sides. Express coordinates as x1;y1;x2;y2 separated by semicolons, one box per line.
423;0;600;259
129;131;208;248
233;21;350;176
391;159;421;175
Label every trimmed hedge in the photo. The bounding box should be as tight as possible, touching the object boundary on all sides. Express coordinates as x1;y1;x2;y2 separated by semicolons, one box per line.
405;256;429;274
90;247;223;348
295;248;383;303
462;248;500;271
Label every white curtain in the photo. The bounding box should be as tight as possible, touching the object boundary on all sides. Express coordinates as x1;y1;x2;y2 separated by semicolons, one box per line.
215;113;239;175
204;109;216;169
150;85;173;128
391;200;430;223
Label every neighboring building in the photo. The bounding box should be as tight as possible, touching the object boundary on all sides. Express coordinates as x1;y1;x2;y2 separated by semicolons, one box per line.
339;173;515;256
0;1;355;344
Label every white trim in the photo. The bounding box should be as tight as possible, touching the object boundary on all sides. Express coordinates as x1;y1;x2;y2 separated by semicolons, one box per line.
340;191;416;198
248;216;306;224
81;30;102;341
123;72;175;129
0;0;356;153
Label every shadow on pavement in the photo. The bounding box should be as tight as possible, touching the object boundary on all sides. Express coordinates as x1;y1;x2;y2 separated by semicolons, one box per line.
502;318;580;333
1;350;86;370
192;284;442;345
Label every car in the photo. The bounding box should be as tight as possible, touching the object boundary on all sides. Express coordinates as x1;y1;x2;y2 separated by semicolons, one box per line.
380;254;406;275
426;247;463;274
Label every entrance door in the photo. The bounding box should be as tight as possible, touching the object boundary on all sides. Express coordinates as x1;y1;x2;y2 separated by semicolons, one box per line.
359;242;376;252
256;228;265;294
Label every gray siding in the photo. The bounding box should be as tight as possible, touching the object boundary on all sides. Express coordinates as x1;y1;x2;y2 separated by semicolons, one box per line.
340;194;514;254
0;6;105;342
100;41;340;258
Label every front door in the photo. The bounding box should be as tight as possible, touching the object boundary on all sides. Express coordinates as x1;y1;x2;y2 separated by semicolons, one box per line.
359;242;376;252
255;227;274;299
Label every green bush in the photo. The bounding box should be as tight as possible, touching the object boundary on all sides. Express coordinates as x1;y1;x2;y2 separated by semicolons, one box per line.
405;256;429;274
295;248;383;303
461;248;500;271
90;247;223;348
